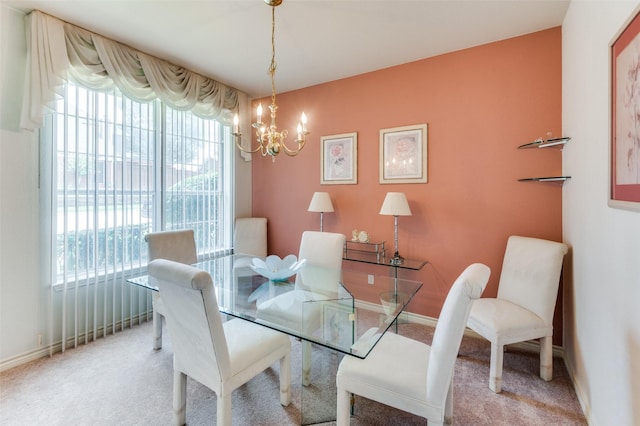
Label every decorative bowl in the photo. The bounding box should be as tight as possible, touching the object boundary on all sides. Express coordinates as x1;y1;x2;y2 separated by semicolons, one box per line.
250;254;306;282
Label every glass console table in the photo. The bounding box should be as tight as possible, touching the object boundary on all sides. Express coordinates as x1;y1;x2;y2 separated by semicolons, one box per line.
343;242;427;332
343;240;427;274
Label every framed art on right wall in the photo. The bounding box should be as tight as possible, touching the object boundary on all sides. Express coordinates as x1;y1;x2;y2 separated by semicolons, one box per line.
379;124;428;184
610;8;640;211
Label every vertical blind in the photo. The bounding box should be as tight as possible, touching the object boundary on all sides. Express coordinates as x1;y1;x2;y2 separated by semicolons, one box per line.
44;81;232;352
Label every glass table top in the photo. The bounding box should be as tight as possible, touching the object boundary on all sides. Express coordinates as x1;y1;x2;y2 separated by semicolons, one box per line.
127;253;422;359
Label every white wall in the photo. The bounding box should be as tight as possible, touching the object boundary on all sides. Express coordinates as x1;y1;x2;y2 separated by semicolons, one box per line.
0;4;45;364
562;1;640;425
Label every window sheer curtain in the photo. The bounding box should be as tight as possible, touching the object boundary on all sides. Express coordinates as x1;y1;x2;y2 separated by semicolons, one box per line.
22;10;249;353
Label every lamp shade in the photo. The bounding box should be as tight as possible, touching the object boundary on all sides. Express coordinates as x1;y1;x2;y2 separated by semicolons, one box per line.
308;192;334;212
379;192;412;216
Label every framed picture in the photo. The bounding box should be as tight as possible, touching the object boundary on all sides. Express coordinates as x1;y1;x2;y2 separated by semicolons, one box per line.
610;8;640;211
321;301;355;349
379;124;428;184
321;132;358;184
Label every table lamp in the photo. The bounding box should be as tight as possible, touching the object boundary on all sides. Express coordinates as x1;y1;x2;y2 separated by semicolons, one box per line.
379;192;412;265
308;192;334;232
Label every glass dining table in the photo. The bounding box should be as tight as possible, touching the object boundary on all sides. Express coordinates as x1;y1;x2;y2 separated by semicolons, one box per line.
127;253;422;425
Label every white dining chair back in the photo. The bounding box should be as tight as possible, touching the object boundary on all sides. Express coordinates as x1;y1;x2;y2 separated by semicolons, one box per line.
234;217;267;256
145;229;197;350
256;230;346;386
496;236;566;323
466;235;568;393
148;259;291;426
295;230;345;296
336;263;490;425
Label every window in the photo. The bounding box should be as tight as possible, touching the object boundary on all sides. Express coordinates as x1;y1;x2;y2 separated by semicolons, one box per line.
42;82;233;287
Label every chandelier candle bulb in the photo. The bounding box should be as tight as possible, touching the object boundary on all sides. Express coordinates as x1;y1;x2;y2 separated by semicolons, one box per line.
233;114;239;134
257;104;263;124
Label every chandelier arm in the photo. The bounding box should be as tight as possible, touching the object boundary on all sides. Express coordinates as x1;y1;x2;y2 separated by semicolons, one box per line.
233;134;264;154
280;139;306;156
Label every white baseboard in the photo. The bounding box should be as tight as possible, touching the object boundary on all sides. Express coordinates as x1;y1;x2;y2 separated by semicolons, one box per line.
0;314;152;372
0;346;57;373
561;349;593;424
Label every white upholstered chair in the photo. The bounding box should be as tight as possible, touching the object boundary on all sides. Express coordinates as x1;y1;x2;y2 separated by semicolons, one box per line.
336;263;490;426
233;217;268;277
233;217;268;257
466;235;568;393
256;230;346;386
148;259;291;426
145;229;197;350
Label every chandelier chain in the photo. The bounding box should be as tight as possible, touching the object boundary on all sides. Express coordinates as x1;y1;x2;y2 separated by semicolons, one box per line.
270;5;277;108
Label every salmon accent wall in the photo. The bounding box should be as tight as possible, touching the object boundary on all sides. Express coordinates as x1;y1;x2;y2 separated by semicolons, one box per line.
251;28;563;343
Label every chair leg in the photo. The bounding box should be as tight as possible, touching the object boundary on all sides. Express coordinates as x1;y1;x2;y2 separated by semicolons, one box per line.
444;376;453;424
279;352;292;406
217;392;232;426
489;343;504;393
173;370;187;426
540;335;553;381
302;341;312;386
336;386;351;426
153;311;163;350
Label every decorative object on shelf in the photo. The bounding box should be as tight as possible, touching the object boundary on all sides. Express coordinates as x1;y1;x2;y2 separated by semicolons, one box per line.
379;192;412;265
308;192;334;232
250;254;306;282
320;132;358;184
380;124;428;184
350;229;370;243
610;8;640;211
231;0;309;162
518;136;571;149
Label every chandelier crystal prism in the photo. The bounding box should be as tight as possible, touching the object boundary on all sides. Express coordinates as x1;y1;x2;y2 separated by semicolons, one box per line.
233;0;309;162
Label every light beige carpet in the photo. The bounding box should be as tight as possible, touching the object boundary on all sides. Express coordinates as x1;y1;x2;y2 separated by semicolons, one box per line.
0;320;586;425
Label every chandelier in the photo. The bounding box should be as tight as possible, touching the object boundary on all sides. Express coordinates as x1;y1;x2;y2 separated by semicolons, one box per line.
233;0;309;162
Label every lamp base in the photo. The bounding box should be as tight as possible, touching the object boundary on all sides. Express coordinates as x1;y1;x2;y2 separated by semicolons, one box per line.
389;252;404;265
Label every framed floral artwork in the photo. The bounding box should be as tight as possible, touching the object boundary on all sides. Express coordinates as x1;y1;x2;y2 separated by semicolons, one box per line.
379;124;428;184
610;8;640;211
321;132;357;184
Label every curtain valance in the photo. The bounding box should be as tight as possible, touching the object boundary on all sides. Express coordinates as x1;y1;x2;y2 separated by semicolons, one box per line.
21;10;240;130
